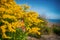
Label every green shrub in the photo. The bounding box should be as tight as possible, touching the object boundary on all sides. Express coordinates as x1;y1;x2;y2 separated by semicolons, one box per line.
41;26;51;35
38;24;51;35
53;26;60;35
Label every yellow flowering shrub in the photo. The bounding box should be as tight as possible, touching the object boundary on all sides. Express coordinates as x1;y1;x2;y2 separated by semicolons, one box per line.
0;0;44;39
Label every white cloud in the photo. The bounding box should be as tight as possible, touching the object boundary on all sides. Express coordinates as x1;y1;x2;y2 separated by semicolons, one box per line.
46;13;60;19
38;8;60;19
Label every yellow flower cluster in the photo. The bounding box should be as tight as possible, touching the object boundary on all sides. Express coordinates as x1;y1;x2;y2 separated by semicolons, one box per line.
0;25;12;38
11;21;25;28
24;12;44;26
2;14;17;21
0;20;25;38
0;7;6;12
28;27;41;35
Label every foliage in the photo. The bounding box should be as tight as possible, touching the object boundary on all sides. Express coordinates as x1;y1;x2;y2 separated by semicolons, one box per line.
40;25;51;35
53;26;60;35
0;28;27;40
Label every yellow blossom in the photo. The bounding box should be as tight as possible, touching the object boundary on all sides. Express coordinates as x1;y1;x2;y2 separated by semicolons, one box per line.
0;7;5;12
28;27;41;35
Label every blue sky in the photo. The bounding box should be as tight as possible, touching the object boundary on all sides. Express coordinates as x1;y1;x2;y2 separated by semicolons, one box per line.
15;0;60;19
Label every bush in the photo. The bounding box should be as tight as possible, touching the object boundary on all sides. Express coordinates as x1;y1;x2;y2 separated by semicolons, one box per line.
53;26;60;36
41;26;51;35
0;0;45;39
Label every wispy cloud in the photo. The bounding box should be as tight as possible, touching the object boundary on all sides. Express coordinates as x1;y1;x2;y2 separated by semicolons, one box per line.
37;8;60;19
46;13;60;19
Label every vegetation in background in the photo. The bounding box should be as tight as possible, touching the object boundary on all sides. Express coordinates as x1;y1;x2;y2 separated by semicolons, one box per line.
53;25;60;36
